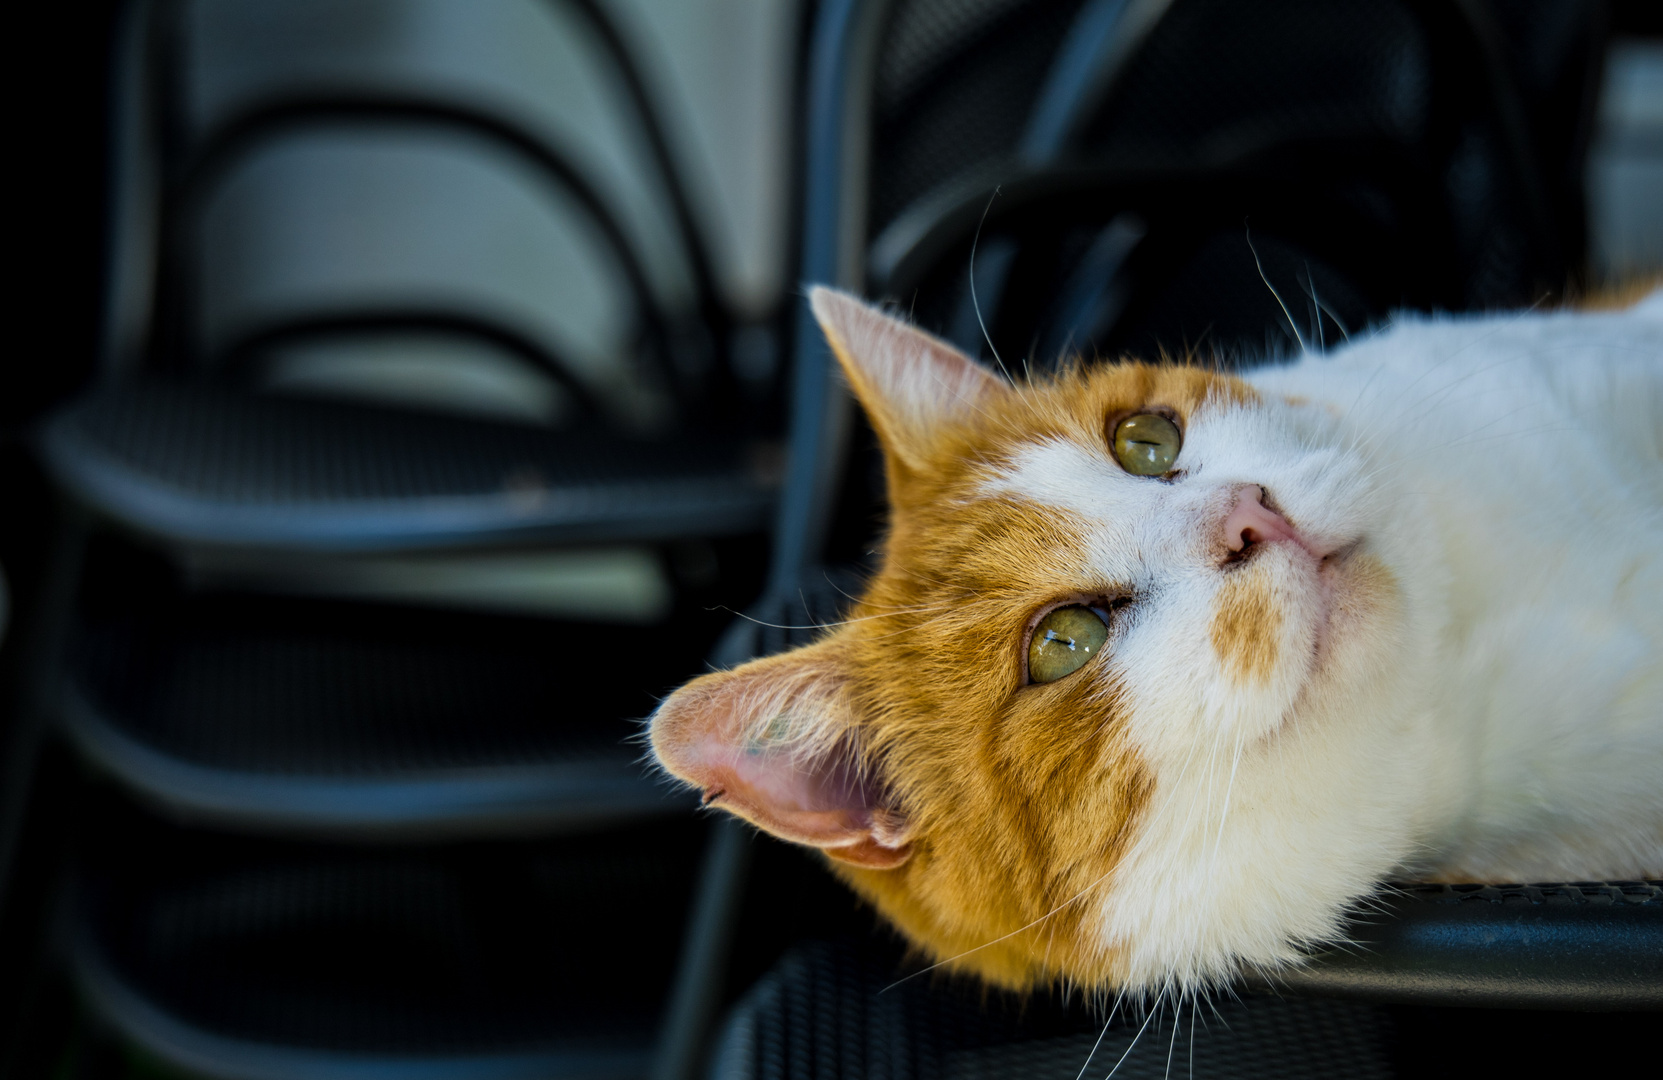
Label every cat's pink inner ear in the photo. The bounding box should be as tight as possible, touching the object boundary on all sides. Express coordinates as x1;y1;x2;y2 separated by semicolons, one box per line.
809;287;1009;466
649;645;913;870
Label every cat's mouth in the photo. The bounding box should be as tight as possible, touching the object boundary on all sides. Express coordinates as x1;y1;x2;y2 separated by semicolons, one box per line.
1318;538;1362;570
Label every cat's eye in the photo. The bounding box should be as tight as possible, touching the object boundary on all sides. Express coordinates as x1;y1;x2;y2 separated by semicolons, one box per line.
1028;605;1109;684
1112;412;1182;475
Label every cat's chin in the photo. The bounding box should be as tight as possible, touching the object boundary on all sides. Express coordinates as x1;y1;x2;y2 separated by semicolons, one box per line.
1232;533;1383;739
1280;537;1405;745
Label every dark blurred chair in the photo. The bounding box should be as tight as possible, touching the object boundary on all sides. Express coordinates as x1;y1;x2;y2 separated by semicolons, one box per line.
43;0;783;837
692;0;1662;1076
3;0;796;1076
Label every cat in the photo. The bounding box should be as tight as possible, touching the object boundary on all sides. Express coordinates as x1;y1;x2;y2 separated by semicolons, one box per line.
650;286;1663;994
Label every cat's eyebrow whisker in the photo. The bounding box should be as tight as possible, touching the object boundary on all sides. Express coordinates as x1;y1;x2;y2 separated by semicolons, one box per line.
1057;329;1079;371
1245;222;1306;356
713;602;951;632
969;185;1014;384
1303;264;1351;345
830;590;950;614
1301;264;1324;353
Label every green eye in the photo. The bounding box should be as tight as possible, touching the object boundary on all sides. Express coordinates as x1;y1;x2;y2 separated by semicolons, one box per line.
1112;412;1182;475
1028;605;1109;684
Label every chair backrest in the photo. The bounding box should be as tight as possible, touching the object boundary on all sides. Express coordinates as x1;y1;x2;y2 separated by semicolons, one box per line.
104;0;802;434
865;0;1600;368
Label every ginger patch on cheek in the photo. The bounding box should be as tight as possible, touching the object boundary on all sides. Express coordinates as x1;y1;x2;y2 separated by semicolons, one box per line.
1211;573;1281;683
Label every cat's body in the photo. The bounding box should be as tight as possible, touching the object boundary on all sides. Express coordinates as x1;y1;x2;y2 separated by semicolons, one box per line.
651;288;1663;994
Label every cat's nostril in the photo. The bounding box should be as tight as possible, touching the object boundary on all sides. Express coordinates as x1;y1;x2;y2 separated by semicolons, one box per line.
1223;485;1299;554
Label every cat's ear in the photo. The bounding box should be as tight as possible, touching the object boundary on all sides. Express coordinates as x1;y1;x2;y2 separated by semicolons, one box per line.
810;286;1011;470
649;639;912;870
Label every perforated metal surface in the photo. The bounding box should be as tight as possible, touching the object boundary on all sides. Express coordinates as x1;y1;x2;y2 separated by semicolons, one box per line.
864;0;1587;351
43;382;776;548
1277;880;1663;1009
1395;881;1663;906
71;805;704;1068
871;0;1085;231
71;603;632;775
1083;0;1430;155
61;586;697;830
711;939;1397;1080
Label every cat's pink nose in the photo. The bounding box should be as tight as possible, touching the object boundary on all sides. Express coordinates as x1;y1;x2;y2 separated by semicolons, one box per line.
1223;485;1301;553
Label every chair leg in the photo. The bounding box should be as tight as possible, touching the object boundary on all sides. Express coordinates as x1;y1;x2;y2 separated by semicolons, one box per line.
652;816;752;1080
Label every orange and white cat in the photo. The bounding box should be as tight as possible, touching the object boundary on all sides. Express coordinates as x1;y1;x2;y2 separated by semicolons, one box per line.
651;286;1663;993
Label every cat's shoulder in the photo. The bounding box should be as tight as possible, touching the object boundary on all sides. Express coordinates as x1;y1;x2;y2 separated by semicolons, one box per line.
1333;287;1657;365
1249;289;1662;403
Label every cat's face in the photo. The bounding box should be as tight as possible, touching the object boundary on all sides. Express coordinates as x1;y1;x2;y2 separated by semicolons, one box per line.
651;290;1412;991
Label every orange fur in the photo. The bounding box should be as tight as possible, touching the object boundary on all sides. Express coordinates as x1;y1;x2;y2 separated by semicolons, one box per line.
1211;573;1281;683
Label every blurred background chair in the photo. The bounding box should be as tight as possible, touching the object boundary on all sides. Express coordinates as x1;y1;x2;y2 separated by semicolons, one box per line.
3;0;803;1076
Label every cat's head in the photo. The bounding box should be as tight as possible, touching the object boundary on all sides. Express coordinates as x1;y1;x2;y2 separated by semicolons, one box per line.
651;289;1417;992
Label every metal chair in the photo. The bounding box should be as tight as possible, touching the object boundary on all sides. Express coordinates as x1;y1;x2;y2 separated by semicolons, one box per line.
3;2;794;1076
25;0;784;839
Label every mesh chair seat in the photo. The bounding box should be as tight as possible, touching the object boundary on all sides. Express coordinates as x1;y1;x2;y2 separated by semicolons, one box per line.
712;897;1663;1080
710;938;1401;1080
41;382;777;551
69;805;704;1078
61;591;694;833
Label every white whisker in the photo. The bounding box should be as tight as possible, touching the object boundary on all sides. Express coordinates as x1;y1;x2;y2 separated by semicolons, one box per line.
1100;992;1158;1079
1245;223;1305;355
970;186;1013;383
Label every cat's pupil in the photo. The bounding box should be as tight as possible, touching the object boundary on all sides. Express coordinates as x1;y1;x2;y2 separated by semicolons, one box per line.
1112;413;1182;475
1028;605;1109;683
